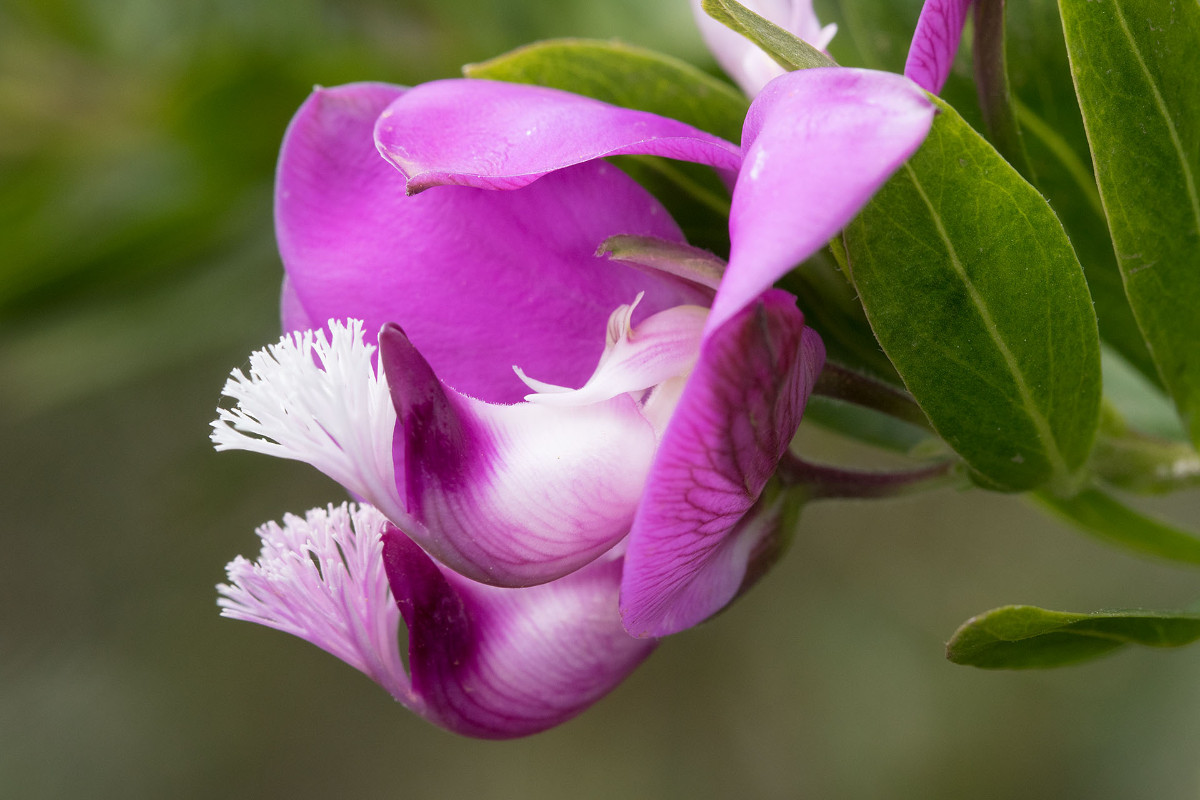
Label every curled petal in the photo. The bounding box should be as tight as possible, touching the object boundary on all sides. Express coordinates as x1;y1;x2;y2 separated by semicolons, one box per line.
519;297;709;410
383;528;656;739
621;291;826;637
904;0;974;94
690;0;838;96
709;68;935;332
380;325;658;587
374;78;742;192
277;82;708;404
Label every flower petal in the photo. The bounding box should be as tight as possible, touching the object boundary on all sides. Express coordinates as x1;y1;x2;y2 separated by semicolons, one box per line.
380;324;658;587
690;0;838;96
276;82;708;404
708;67;935;332
373;78;742;192
904;0;973;94
620;290;825;637
519;297;709;409
383;527;656;739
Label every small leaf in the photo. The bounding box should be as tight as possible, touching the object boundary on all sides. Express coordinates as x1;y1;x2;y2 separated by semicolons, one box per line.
947;605;1200;669
465;38;749;142
1036;487;1200;564
1059;0;1200;448
700;0;836;71
842;98;1102;493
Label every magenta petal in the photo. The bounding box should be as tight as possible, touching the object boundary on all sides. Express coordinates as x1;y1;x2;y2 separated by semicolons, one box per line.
383;528;656;739
374;78;742;192
380;325;658;588
708;68;935;332
276;82;709;404
279;277;316;333
904;0;973;94
621;291;825;637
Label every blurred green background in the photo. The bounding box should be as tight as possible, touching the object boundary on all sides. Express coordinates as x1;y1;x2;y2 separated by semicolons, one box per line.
3;0;1200;797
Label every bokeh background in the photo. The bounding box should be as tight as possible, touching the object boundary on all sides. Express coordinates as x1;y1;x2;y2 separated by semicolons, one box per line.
3;0;1200;797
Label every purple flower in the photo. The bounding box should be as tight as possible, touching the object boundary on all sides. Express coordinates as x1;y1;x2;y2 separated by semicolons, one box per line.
904;0;974;94
219;503;654;738
214;68;933;736
690;0;839;96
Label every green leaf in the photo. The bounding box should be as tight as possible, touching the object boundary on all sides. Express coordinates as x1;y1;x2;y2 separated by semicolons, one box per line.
464;38;749;142
1058;0;1200;447
1000;0;1160;386
841;98;1101;493
700;0;836;71
947;605;1200;669
1036;486;1200;563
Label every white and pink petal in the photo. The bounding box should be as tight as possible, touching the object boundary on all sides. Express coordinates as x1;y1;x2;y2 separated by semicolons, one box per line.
380;324;658;587
689;0;838;96
383;528;656;739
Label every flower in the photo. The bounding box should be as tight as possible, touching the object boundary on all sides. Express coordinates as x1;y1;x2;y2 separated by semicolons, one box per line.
214;67;933;735
903;0;974;94
219;503;655;738
690;0;839;96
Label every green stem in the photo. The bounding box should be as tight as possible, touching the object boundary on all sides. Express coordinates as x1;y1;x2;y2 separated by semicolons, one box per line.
813;362;932;433
972;0;1035;181
778;453;958;500
1091;433;1200;495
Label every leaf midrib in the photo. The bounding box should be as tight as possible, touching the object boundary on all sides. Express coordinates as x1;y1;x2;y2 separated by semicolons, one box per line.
902;161;1072;483
1108;0;1200;238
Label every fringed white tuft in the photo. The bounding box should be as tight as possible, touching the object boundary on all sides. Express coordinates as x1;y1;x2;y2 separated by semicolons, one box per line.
217;502;417;707
211;320;406;521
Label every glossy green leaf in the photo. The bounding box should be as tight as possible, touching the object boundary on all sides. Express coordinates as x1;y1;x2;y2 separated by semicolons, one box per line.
1059;0;1200;447
828;0;1158;384
947;605;1200;669
1037;487;1200;563
1000;0;1161;385
464;38;749;142
700;0;835;71
841;98;1101;493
